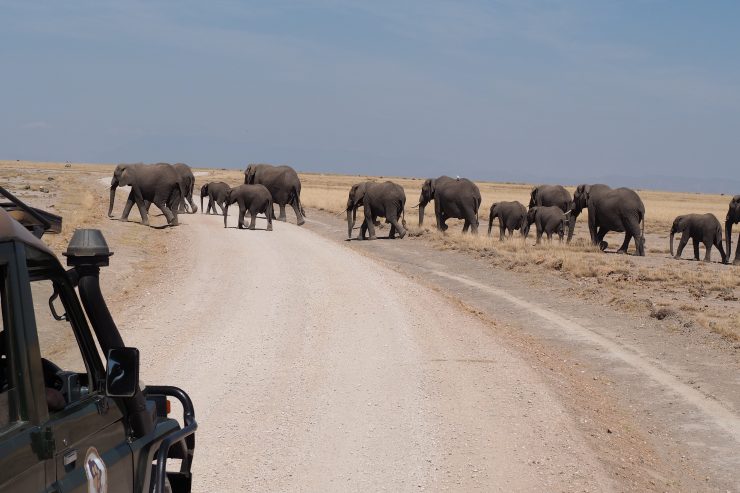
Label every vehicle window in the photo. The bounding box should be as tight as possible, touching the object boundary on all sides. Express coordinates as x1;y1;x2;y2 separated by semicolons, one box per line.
31;279;91;412
1;266;20;430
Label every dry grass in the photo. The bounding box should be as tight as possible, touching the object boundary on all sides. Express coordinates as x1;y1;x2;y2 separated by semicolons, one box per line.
296;172;738;341
3;162;737;342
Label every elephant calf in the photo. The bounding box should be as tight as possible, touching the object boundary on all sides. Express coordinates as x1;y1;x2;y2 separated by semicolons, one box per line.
201;181;230;215
488;201;527;240
223;184;273;231
670;213;727;263
526;206;567;244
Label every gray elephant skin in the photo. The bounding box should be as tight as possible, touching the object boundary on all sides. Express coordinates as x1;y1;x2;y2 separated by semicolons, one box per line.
223;184;273;231
573;184;612;244
244;164;305;225
418;176;481;234
346;181;407;240
488;201;527;240
670;213;727;263
200;181;230;215
725;195;740;265
526;206;566;244
108;163;184;227
529;185;576;242
172;163;198;213
573;184;646;256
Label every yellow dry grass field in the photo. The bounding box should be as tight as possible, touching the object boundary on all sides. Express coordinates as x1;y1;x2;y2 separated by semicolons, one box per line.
2;162;738;342
295;172;739;342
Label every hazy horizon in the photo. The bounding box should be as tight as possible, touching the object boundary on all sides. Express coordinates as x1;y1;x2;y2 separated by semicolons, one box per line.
2;1;738;194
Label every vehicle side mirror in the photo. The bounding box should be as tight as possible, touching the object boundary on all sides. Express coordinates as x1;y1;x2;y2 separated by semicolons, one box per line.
105;347;139;398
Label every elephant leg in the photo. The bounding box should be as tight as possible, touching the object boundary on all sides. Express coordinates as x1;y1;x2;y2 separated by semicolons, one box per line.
364;207;377;240
692;238;700;260
360;220;368;239
238;205;247;229
388;214;406;239
703;241;712;262
120;190;137;222
715;237;728;264
617;231;632;254
389;224;397;239
675;234;689;259
499;224;506;241
439;215;449;231
278;204;287;222
535;226;543;245
462;219;470;233
290;200;305;226
154;201;176;226
248;210;258;230
596;227;609;251
735;232;740;264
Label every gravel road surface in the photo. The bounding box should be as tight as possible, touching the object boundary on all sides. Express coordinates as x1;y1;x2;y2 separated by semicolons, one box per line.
117;213;612;491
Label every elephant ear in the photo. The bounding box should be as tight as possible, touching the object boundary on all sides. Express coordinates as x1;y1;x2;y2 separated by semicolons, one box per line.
119;167;132;186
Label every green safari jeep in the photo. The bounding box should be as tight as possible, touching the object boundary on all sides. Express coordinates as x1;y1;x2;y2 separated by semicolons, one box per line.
0;186;196;492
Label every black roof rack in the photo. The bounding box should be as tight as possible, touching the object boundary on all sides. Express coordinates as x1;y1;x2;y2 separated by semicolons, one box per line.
0;185;62;238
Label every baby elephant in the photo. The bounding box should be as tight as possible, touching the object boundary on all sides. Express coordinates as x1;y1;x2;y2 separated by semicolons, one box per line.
223;184;273;231
488;201;527;240
526;206;567;244
670;213;727;263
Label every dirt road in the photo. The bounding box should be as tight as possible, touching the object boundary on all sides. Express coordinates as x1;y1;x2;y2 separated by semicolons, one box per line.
109;211;615;491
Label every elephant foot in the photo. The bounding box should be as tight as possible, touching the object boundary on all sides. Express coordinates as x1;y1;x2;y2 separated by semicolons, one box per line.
249;225;256;230
279;217;287;222
616;248;627;255
398;229;407;239
368;235;378;240
267;224;273;231
297;218;305;226
733;258;740;266
598;241;608;251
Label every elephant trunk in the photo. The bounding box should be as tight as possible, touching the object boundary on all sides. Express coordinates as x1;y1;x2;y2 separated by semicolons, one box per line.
200;194;204;213
347;208;355;238
108;182;117;217
418;204;425;227
670;231;675;257
726;220;733;261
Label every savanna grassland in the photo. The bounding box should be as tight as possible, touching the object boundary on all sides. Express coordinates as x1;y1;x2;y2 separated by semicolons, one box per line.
2;161;738;343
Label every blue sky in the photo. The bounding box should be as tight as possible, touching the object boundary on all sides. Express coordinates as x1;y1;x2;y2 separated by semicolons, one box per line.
1;1;738;191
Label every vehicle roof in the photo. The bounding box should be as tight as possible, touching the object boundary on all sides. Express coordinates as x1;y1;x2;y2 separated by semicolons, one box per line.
0;207;57;259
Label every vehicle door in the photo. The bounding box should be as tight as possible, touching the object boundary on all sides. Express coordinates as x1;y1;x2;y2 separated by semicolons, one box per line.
0;250;48;492
31;274;134;493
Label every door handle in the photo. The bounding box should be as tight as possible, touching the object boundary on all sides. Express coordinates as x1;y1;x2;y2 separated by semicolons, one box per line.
63;449;78;468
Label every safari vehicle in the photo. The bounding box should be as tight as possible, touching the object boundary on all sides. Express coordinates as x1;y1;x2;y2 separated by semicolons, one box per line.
0;186;196;493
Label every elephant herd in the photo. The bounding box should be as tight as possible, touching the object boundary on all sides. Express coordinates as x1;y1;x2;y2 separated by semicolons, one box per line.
345;176;740;265
107;164;740;265
108;163;305;231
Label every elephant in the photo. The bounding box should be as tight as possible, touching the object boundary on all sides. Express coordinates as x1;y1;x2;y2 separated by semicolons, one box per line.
108;163;183;227
488;201;527;240
244;164;305;225
172;163;198;213
346;181;407;240
223;184;273;231
526;206;567;244
572;184;613;244
200;181;230;215
670;213;727;263
529;185;576;242
574;185;646;255
725;195;740;265
417;176;481;234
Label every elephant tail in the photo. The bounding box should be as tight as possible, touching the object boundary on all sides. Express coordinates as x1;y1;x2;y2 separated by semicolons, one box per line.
290;187;306;217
